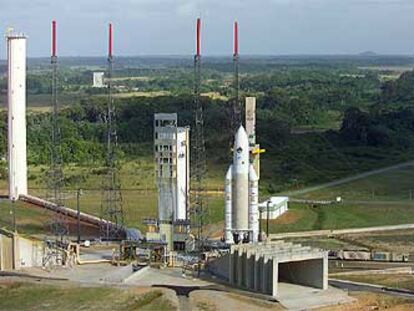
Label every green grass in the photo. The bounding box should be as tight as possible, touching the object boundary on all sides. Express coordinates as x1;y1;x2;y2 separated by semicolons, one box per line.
268;202;414;233
300;164;414;201
0;200;49;236
287;237;355;251
4;154;414;237
0;157;226;235
0;282;175;311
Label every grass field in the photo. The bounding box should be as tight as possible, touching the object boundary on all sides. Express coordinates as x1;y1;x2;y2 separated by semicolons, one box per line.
0;93;83;109
299;164;414;202
0;158;225;235
268;201;414;233
3;153;414;237
0;281;174;311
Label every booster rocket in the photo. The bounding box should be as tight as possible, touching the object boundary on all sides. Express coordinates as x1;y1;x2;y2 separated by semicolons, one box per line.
225;126;259;244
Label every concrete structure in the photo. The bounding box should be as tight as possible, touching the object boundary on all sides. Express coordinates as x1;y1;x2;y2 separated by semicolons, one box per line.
154;113;190;222
208;241;328;298
224;126;259;244
0;229;43;271
93;71;105;88
259;196;289;220
152;113;190;250
7;33;28;201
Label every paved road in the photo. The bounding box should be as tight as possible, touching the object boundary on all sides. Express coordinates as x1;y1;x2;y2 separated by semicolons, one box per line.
330;279;414;299
269;223;414;240
284;160;414;196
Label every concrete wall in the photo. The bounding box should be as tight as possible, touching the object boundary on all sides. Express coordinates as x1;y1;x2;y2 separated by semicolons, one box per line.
279;257;327;290
0;232;44;270
15;237;43;269
0;235;13;270
207;253;230;281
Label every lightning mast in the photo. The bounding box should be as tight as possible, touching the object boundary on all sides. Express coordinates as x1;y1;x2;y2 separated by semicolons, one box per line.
48;20;67;240
190;18;207;247
100;23;124;240
232;21;241;133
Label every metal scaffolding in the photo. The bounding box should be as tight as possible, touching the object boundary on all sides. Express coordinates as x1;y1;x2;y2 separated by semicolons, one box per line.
48;20;68;240
100;23;125;240
232;21;241;133
190;18;207;248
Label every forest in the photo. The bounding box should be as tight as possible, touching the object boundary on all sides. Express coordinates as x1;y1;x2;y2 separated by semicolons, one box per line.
0;55;414;192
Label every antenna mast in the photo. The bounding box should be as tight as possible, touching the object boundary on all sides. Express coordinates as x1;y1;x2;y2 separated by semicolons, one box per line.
101;23;125;241
48;20;67;240
191;18;207;248
232;21;241;133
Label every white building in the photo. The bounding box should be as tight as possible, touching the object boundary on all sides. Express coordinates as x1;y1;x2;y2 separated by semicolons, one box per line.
7;33;28;201
258;196;289;220
154;113;190;223
93;72;105;88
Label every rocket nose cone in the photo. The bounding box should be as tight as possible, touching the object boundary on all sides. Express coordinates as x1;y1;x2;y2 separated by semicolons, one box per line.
233;126;249;171
225;165;233;179
234;126;249;147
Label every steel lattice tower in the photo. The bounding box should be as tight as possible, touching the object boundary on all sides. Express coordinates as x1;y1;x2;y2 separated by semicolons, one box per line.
190;18;207;247
48;20;68;240
232;21;241;134
100;23;124;240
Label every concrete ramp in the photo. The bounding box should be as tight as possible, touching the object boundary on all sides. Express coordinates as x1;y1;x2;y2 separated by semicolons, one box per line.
19;194;124;236
277;283;354;310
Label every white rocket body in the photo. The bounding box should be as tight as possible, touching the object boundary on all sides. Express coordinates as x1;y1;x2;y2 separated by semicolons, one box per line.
224;126;259;244
248;165;259;243
224;165;234;244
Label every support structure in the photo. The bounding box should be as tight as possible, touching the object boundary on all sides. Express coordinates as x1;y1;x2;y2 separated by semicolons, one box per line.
100;23;125;240
47;20;68;239
7;32;28;201
190;18;207;248
209;242;328;297
152;114;190;251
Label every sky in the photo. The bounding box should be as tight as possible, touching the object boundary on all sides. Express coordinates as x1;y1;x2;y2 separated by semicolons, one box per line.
1;0;414;57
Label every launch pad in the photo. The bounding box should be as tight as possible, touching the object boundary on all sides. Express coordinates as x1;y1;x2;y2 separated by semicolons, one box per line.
0;18;353;311
208;241;328;298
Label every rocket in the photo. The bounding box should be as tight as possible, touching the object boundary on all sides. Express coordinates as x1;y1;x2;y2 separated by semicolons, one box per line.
225;126;259;244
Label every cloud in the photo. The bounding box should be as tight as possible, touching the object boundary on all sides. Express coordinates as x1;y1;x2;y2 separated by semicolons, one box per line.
1;0;414;56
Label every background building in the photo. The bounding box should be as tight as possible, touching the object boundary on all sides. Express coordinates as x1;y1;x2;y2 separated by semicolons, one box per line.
93;72;105;88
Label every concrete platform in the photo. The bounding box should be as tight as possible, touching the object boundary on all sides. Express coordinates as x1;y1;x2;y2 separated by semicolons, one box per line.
21;263;134;284
277;283;354;310
125;267;212;287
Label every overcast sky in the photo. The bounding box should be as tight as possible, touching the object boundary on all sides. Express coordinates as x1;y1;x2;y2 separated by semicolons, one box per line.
1;0;414;57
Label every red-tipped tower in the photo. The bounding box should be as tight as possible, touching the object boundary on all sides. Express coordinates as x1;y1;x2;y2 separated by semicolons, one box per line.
234;21;238;56
108;23;113;58
52;20;57;57
196;18;201;56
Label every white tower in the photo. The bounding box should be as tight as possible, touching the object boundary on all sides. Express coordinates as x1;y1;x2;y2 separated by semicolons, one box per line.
7;33;28;201
154;113;190;222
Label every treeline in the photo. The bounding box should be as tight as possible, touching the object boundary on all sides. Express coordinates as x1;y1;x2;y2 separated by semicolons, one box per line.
2;61;414;190
339;70;414;148
3;70;411;166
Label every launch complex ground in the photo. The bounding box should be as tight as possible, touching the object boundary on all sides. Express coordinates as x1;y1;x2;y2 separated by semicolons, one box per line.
3;21;414;311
